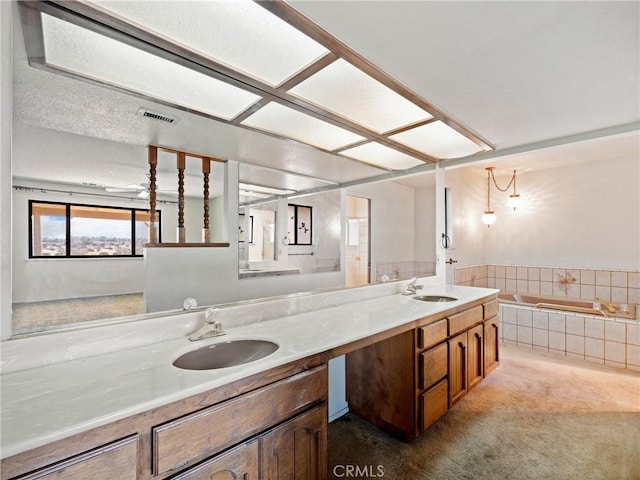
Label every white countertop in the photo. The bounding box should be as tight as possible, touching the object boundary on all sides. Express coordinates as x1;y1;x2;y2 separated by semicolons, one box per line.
0;285;497;459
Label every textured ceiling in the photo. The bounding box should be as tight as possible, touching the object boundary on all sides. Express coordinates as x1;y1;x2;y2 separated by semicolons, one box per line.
11;1;639;192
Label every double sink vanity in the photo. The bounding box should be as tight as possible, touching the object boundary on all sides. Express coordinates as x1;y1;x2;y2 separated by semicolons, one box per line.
1;284;499;479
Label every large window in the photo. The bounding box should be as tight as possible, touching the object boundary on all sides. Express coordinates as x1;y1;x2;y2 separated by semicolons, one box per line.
29;201;160;258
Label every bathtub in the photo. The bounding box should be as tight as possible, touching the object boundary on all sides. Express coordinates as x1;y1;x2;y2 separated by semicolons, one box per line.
498;293;637;320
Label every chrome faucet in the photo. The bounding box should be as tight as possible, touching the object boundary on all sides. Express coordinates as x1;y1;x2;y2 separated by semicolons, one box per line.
189;307;226;341
402;278;423;295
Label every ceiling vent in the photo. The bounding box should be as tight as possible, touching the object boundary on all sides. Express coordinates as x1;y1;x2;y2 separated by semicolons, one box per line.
136;107;175;124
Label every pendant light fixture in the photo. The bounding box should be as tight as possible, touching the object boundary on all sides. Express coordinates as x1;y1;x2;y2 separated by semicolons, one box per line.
481;167;522;227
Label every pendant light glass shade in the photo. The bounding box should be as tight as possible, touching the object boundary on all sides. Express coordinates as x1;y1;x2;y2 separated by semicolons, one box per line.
481;211;497;226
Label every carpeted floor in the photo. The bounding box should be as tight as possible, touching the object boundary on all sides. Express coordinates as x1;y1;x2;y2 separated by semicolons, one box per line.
328;345;640;480
12;293;144;332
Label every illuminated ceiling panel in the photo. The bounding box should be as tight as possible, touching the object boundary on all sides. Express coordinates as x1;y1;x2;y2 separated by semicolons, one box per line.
390;121;484;159
241;103;366;150
90;0;329;86
41;14;261;120
289;59;432;133
341;142;424;170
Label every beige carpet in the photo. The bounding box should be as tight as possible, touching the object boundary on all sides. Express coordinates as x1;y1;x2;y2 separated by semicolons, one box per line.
329;345;640;480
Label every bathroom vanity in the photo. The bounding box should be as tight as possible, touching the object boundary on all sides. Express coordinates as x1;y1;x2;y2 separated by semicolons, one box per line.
1;285;498;479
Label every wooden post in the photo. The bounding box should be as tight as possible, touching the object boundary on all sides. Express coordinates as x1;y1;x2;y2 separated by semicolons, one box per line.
148;146;158;244
202;158;211;243
177;152;186;243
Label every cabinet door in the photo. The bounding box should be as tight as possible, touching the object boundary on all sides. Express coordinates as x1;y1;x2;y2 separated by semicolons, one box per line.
448;332;468;406
261;404;327;480
467;324;484;391
14;436;137;480
484;316;500;376
169;439;259;480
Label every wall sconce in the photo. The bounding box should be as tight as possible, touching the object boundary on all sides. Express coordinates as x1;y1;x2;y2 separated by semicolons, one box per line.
481;167;521;227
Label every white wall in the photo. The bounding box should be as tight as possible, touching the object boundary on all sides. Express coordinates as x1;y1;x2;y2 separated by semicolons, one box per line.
444;154;640;273
443;167;488;276
485;156;639;270
1;0;13;339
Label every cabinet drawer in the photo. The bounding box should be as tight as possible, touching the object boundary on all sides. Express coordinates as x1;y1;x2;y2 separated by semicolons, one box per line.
168;439;259;480
449;306;483;336
483;299;499;320
153;365;326;475
419;342;448;390
420;379;449;431
14;436;138;480
417;319;448;350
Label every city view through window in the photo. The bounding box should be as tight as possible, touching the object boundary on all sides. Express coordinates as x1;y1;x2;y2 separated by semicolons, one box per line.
30;202;158;257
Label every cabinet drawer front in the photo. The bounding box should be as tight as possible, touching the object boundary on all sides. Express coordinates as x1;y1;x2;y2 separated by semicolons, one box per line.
420;379;449;431
449;305;483;336
15;436;138;480
419;343;448;390
483;299;499;320
168;439;259;480
153;365;326;475
417;319;448;350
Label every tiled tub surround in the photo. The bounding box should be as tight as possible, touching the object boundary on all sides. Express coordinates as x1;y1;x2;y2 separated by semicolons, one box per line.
455;265;640;370
456;265;640;306
499;302;640;371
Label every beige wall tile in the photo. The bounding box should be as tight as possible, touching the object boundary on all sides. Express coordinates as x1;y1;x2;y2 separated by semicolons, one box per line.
532;311;549;329
566;316;585;336
517;326;533;344
627;288;639;304
502;323;517;341
567;334;584;355
517;267;528;280
532;328;548;348
628;272;640;289
506;266;517;279
495;265;506;278
605;341;625;364
506;279;517;292
595;285;611;300
611;287;628;304
517;280;528;293
553;268;566;282
496;278;506;291
585;318;604;339
549;331;565;351
611;271;628;288
581;270;595;285
626;324;640;346
528;281;540;294
585;337;604;359
540;281;553;296
549;313;565;332
605;321;626;343
566;283;580;298
540;268;553;282
627;344;640;367
596;270;611;286
487;265;495;277
580;284;595;300
528;267;540;281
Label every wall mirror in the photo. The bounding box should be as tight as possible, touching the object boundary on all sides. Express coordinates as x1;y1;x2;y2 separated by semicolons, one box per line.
8;2;438;338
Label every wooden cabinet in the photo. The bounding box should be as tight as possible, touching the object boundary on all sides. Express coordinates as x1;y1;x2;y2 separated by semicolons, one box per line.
152;367;326;475
261;404;327;480
347;295;499;442
448;308;484;406
5;366;327;480
170;403;327;480
484;315;500;376
12;436;138;480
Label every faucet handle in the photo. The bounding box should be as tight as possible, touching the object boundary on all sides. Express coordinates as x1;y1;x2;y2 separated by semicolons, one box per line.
204;307;220;324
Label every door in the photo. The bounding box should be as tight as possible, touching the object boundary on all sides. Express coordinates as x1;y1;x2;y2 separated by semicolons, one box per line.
260;404;327;480
345;195;370;287
467;324;484;390
168;440;259;480
448;332;468;406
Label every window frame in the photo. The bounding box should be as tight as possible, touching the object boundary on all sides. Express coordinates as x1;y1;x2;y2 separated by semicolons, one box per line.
287;203;312;246
28;200;161;258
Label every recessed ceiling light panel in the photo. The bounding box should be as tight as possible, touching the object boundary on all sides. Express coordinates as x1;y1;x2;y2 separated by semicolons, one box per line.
41;14;261;120
89;0;329;86
241;103;366;150
390;121;484;159
341;142;424;170
289;59;432;133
